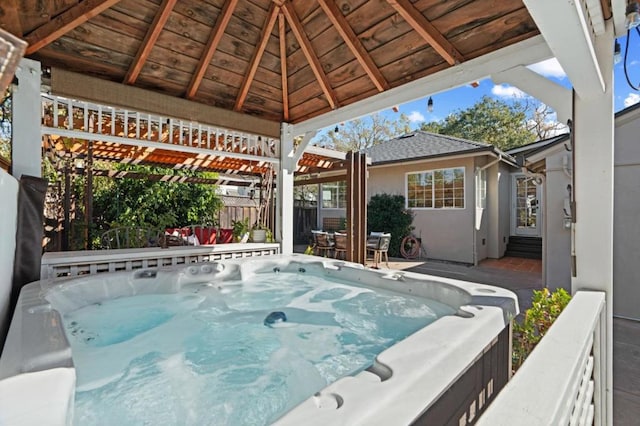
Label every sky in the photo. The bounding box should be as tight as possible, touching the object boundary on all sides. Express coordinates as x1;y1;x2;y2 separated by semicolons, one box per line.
315;33;640;138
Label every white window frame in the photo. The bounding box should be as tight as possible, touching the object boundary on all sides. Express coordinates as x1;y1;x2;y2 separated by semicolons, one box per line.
405;167;465;210
321;181;347;209
476;169;487;209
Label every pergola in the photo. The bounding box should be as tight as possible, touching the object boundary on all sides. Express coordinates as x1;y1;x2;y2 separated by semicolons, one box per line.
0;1;626;421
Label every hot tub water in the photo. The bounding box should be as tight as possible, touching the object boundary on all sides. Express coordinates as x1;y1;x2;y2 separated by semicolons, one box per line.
63;268;455;425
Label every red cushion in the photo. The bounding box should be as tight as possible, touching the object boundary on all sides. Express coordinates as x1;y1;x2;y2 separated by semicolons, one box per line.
194;227;217;245
217;228;233;244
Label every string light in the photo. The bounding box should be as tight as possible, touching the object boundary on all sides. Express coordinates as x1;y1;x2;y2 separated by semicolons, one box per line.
427;97;433;113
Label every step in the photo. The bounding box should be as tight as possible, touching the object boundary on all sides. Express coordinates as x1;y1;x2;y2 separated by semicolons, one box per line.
504;250;542;259
508;237;542;247
506;243;542;252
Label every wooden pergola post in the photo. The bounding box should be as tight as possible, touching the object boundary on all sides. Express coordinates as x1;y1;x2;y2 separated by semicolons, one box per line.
345;151;367;264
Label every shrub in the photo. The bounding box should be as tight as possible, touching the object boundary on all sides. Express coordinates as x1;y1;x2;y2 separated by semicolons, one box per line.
367;193;414;257
512;288;571;372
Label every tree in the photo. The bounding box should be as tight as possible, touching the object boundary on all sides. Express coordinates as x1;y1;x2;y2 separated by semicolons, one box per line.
523;99;568;140
317;112;412;152
367;193;414;257
421;96;536;150
92;164;224;237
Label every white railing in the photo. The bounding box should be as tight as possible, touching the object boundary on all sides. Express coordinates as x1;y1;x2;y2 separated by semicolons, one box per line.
477;291;607;426
40;243;280;280
40;94;280;162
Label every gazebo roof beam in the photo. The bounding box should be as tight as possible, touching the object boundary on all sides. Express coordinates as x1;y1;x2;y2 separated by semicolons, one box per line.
318;0;389;92
281;2;338;110
235;3;279;111
0;0;22;37
186;0;239;99
292;35;552;136
124;0;177;85
385;0;464;66
25;0;123;55
278;12;289;122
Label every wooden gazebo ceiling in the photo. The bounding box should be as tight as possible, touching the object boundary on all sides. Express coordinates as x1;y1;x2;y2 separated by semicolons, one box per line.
2;0;539;124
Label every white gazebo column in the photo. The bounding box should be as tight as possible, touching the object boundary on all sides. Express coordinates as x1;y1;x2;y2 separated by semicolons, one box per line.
11;58;42;179
572;23;614;425
277;123;295;255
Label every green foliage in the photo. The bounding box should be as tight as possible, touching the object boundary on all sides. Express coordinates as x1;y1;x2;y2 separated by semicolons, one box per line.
317;113;412;152
512;288;572;372
421;96;536;150
304;245;314;255
92;164;223;246
367;193;414;257
231;217;250;240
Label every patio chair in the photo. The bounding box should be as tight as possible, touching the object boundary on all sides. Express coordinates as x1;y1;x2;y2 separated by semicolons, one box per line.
333;232;347;260
101;227;162;249
315;232;334;257
367;233;391;268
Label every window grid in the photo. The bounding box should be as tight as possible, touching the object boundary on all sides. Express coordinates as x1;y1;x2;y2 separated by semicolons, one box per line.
321;181;347;209
407;167;465;209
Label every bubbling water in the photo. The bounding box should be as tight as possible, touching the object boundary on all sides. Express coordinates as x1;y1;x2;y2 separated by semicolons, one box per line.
64;270;455;425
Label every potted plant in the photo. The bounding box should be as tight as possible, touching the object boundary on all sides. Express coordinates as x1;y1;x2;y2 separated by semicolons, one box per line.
231;218;250;243
251;223;268;243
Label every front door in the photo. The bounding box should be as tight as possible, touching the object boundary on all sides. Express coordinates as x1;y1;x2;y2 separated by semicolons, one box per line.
511;174;542;237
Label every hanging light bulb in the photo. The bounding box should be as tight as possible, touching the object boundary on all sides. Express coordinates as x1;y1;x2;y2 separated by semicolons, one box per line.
334;125;339;133
427;97;433;113
626;1;640;30
614;40;622;64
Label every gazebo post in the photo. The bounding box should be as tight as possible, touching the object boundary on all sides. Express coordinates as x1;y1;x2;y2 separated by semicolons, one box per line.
277;122;295;255
11;58;41;180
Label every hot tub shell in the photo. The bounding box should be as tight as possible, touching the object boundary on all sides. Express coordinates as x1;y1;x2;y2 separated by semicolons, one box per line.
0;254;518;425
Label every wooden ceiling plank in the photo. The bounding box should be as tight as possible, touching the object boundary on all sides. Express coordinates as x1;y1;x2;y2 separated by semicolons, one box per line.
24;0;123;55
317;0;389;92
278;12;289;122
0;0;23;37
186;0;239;99
386;0;464;66
234;4;279;111
281;1;338;110
124;0;177;85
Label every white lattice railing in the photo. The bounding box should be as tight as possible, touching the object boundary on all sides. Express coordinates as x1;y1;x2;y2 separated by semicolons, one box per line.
477;291;607;426
40;244;280;280
40;94;280;162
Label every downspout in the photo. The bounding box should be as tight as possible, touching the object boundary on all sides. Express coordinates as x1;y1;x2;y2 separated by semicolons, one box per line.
473;153;503;265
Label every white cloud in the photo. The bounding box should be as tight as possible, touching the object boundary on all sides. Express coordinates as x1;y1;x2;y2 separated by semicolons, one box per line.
407;110;425;123
527;58;567;79
624;93;640;107
491;84;527;99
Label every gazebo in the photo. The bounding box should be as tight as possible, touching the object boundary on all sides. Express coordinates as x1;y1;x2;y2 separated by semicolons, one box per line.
0;0;626;422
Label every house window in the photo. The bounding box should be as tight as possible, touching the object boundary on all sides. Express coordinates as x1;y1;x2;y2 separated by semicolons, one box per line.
407;167;465;209
476;169;487;209
321;181;346;209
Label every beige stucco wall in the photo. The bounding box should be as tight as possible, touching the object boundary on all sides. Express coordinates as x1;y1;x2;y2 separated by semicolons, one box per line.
487;162;512;259
614;110;640;320
543;149;572;291
368;157;476;264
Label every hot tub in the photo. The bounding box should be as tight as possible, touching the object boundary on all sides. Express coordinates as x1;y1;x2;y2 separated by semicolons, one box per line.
0;254;518;425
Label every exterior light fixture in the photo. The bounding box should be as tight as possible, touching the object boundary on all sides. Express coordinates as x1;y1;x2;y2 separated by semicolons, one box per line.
614;40;622;64
427;97;433;113
626;1;640;30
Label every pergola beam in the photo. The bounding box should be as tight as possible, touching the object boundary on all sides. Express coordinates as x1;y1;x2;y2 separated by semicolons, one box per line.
235;3;279;111
124;0;177;85
281;2;338;110
611;0;628;36
318;0;389;92
92;169;259;186
24;0;123;55
385;0;464;66
522;0;605;98
186;0;238;99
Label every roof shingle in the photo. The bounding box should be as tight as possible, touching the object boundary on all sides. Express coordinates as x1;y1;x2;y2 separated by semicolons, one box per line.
364;130;493;165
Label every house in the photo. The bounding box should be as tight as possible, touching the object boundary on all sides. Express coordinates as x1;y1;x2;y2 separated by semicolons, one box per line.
514;103;640;321
318;130;520;264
